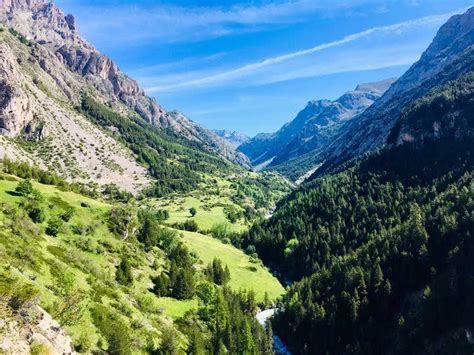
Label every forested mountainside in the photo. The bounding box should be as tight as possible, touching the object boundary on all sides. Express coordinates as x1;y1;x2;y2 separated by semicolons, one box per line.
241;69;474;353
0;0;248;194
0;1;292;353
239;78;395;178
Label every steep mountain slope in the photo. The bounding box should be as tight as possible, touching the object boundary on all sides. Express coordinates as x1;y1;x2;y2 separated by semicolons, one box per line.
239;78;394;176
213;129;250;148
315;7;474;175
242;71;474;354
0;27;149;192
0;0;248;192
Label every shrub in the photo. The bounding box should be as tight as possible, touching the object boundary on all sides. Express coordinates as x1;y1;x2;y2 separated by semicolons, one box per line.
28;206;46;223
15;179;33;196
174;219;199;232
8;283;40;310
116;257;133;286
107;204;138;240
91;304;132;355
189;207;197;217
46;217;63;237
60;207;75;222
71;223;95;236
210;222;232;241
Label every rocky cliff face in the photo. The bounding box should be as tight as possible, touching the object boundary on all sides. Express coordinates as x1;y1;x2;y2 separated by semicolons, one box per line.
316;7;474;175
239;78;395;173
388;71;474;146
0;303;76;355
0;0;245;167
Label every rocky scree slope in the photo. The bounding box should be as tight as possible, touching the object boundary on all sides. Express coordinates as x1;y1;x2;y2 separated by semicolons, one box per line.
239;78;395;175
0;25;149;192
0;0;249;177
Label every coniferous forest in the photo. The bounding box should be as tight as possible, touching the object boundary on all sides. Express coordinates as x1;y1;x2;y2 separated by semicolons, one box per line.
241;73;474;354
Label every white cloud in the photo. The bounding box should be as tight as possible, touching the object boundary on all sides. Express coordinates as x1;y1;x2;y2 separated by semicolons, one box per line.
145;11;456;93
59;0;407;44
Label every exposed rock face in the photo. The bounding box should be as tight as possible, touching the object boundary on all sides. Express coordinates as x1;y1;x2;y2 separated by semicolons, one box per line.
0;304;75;355
0;80;32;136
239;78;395;173
0;0;246;167
388;71;474;146
0;26;149;192
0;43;33;137
316;7;474;175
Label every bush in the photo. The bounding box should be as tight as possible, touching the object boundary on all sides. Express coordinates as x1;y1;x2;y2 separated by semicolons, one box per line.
107;204;138;240
189;207;197;217
210;222;232;241
91;304;132;355
71;223;95;236
174;219;199;232
116;257;133;286
60;207;75;222
15;179;33;196
8;283;40;310
46;217;63;237
28;206;46;224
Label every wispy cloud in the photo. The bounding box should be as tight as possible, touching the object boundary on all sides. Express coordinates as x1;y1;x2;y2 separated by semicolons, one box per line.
145;10;456;93
59;0;422;44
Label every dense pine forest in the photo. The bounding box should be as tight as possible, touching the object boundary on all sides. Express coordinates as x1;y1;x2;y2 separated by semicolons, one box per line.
242;74;474;354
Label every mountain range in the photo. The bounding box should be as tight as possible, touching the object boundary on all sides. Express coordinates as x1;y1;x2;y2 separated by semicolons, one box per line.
240;8;474;181
239;78;395;178
213;129;250;148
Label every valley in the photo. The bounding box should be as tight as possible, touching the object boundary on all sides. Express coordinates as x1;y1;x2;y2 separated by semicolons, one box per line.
0;1;473;354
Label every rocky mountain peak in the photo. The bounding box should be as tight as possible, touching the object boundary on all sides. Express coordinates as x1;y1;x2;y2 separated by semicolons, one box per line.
424;7;474;58
0;0;249;167
0;0;47;11
239;78;395;171
354;78;396;95
213;129;250;148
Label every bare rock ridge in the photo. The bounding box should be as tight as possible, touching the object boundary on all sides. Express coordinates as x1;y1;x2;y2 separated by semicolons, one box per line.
0;0;248;167
239;78;395;173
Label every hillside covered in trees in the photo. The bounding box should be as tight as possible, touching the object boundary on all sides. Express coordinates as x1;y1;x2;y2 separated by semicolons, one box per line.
242;73;474;353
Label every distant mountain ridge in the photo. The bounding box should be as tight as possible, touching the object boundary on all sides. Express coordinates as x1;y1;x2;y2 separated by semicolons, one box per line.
213;129;250;148
239;78;395;176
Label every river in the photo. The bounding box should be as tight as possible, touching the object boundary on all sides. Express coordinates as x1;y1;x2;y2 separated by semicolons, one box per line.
256;308;292;355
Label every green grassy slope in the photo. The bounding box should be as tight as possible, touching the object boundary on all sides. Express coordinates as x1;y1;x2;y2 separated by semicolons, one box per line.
181;230;284;301
0;173;284;350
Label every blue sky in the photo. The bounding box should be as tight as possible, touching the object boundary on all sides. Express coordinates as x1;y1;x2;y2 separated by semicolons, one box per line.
56;0;473;136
